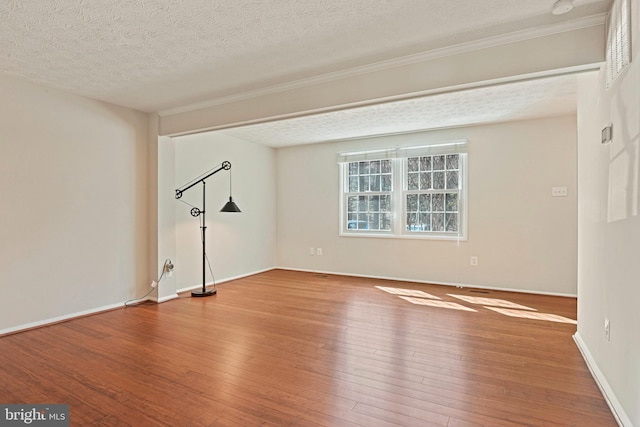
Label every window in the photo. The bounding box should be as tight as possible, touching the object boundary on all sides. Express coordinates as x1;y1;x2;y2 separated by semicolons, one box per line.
605;0;631;87
405;153;461;233
345;160;393;231
339;142;467;240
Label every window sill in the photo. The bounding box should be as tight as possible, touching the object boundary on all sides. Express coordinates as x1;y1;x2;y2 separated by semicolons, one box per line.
339;231;467;241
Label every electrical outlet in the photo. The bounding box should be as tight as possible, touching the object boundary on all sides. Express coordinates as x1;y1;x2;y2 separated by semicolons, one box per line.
151;280;158;288
552;186;568;197
470;256;478;266
164;260;174;277
317;248;323;256
604;318;610;341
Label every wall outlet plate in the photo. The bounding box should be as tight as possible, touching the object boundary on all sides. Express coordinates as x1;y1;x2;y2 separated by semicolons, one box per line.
552;187;568;197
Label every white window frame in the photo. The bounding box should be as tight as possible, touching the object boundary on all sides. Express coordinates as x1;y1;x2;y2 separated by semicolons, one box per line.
605;0;631;88
338;141;468;241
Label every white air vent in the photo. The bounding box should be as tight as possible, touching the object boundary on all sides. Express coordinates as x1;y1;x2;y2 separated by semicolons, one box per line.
605;0;631;88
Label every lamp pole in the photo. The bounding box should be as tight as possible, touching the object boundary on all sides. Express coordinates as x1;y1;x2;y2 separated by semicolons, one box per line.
198;180;213;296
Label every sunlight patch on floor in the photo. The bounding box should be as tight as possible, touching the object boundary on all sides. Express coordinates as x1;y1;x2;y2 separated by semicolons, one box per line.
399;296;477;312
447;294;536;311
374;286;577;324
484;307;577;324
376;286;441;300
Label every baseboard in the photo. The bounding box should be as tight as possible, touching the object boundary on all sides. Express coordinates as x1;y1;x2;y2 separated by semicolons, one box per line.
275;266;577;297
0;301;126;337
150;293;179;303
1;268;278;336
573;332;632;427
176;267;276;294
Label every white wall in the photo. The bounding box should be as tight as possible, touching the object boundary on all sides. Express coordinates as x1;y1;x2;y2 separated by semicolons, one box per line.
575;1;640;424
174;132;276;290
0;75;150;333
277;115;577;295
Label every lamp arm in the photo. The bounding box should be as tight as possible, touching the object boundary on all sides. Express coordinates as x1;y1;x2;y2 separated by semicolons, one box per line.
175;161;231;199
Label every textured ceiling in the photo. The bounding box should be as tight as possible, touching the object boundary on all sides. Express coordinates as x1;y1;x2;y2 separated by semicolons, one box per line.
219;74;578;147
1;0;609;114
1;1;609;147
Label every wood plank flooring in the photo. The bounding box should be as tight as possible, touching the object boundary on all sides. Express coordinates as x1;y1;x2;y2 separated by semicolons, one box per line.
0;270;616;426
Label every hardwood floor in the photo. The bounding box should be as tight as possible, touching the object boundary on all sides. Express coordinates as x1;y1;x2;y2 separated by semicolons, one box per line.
0;270;615;426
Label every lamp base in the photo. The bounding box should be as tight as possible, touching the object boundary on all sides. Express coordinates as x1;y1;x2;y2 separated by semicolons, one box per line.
191;289;217;297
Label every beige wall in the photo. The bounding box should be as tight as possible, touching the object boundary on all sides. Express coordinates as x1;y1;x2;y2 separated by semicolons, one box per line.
173;132;277;290
277;115;577;295
0;75;150;333
576;1;640;424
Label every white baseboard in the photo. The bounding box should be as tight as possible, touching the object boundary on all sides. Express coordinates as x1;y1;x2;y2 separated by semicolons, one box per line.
0;301;126;337
275;266;577;297
573;332;632;427
150;293;179;303
176;267;276;294
1;268;277;336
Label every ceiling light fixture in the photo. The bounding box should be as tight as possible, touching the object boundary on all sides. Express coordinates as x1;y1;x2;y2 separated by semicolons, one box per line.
552;0;574;15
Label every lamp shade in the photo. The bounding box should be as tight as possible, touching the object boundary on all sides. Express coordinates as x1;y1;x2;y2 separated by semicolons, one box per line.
220;197;241;212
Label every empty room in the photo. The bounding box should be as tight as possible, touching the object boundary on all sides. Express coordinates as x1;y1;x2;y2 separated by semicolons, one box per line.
1;1;638;426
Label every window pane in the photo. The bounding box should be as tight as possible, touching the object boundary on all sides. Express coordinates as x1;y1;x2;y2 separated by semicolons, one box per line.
359;176;369;191
358;196;367;211
347;213;357;228
420;156;431;171
369;195;380;211
445;213;459;232
347;196;358;212
381;174;392;191
407;194;418;211
370;160;380;174
446;193;458;212
432;194;444;211
433;171;445;189
446;154;459;170
420;172;431;190
358;213;368;228
432;213;445;231
433;155;445;170
446;171;458;189
349;176;359;192
419;194;431;212
419;213;430;230
381;213;392;230
408;172;419;190
381;159;392;173
370;175;381;191
369;213;380;230
349;162;358;175
407;212;417;230
408;157;419;172
359;161;369;174
380;195;391;212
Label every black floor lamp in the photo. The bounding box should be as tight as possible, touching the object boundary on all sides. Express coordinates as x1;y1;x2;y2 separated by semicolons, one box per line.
175;161;241;297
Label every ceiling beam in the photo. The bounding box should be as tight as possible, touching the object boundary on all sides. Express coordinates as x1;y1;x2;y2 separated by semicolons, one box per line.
159;23;605;137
